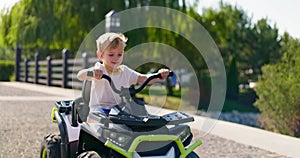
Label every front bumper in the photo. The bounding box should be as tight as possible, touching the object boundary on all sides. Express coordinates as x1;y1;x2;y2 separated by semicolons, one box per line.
105;134;202;158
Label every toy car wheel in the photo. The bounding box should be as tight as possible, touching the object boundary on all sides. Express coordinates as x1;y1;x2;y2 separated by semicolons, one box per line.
40;133;61;158
77;151;101;158
186;151;200;158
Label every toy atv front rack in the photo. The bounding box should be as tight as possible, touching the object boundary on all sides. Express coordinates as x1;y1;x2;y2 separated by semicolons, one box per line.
91;111;194;127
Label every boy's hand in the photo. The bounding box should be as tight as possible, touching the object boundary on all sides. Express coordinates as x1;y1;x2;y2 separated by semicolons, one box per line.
158;69;170;79
93;69;103;80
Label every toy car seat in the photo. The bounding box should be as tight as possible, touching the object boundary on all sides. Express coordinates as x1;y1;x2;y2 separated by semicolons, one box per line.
76;80;91;122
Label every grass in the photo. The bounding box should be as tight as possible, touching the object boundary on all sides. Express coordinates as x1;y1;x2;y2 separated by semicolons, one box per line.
136;85;197;111
136;85;183;110
137;85;260;113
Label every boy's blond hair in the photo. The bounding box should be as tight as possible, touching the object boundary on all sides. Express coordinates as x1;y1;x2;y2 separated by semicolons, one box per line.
96;32;127;53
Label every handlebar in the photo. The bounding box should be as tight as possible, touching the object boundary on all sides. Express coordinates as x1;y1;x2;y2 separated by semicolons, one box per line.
87;70;174;96
135;71;174;93
101;74;122;94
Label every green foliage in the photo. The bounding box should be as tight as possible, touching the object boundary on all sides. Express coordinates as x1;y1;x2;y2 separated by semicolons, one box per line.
0;60;14;81
254;35;300;137
1;1;282;78
199;3;281;84
0;0;127;57
0;46;15;60
226;55;239;100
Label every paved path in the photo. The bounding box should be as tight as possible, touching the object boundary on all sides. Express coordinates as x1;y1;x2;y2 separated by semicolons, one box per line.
0;82;298;158
0;82;77;157
198;117;300;158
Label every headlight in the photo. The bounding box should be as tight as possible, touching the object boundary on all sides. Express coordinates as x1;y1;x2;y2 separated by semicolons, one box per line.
102;129;132;147
178;127;191;142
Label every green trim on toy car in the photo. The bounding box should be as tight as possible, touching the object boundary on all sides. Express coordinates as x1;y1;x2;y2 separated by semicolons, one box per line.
105;134;202;158
41;147;47;158
51;107;58;123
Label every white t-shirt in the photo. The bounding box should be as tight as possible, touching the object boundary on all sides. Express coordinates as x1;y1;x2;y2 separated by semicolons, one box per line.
89;63;140;110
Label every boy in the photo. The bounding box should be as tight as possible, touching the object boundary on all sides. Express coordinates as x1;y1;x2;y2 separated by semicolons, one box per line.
77;32;169;115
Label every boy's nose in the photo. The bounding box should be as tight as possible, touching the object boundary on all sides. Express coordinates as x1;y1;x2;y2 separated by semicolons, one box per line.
113;56;121;61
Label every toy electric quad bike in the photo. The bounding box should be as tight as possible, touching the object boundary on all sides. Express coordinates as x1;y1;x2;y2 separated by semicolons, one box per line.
40;71;202;158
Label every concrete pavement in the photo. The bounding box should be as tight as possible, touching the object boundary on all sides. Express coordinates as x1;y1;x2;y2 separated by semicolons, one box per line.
192;116;300;158
0;81;81;101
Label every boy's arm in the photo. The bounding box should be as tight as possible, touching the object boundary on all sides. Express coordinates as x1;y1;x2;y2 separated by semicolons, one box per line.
77;68;95;81
137;69;170;84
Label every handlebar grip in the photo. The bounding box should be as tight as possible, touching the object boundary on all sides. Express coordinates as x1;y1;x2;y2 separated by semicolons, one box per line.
87;71;110;80
87;71;93;77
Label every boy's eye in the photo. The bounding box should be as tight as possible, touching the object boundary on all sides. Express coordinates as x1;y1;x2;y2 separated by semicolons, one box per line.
108;54;113;57
118;54;122;57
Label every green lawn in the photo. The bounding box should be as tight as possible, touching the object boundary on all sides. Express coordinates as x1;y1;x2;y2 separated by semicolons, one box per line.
136;85;259;113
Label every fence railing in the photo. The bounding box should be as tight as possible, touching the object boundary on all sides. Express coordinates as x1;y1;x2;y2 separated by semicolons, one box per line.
15;47;98;89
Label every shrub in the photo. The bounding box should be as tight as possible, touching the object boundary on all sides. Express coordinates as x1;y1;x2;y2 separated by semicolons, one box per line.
254;36;300;137
0;60;14;81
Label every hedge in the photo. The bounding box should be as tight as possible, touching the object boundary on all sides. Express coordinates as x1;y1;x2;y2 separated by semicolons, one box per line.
0;60;14;81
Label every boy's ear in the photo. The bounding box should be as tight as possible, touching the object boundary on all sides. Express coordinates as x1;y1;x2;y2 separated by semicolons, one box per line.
97;51;103;59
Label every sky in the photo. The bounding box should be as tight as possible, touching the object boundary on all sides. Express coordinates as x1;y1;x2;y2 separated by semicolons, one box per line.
0;0;19;11
197;0;300;38
1;0;299;38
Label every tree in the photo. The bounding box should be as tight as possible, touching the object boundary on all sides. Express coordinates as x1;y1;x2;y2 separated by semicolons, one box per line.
124;0;194;96
226;55;238;100
242;19;281;81
0;0;127;59
196;2;282;103
254;33;300;137
198;2;254;97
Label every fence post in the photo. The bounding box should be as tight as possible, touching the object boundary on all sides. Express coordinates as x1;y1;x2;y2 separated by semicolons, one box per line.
25;59;29;82
47;56;52;86
15;45;21;81
82;52;89;68
62;49;69;88
34;52;40;84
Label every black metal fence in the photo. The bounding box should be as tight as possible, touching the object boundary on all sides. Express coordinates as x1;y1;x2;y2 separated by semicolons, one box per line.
14;47;98;89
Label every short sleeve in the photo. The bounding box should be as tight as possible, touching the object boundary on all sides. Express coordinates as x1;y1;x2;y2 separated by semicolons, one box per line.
121;65;140;85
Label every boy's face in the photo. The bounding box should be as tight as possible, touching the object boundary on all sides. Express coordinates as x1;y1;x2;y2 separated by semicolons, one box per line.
98;44;125;71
